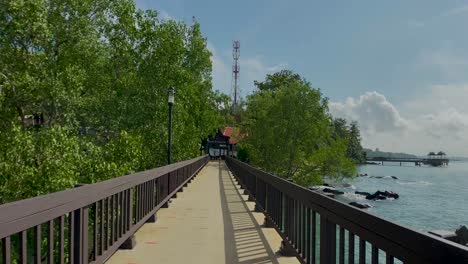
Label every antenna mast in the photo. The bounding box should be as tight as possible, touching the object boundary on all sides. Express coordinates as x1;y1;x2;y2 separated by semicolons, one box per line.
232;40;240;107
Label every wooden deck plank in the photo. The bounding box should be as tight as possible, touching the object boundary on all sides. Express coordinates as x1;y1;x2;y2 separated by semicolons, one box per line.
106;161;299;264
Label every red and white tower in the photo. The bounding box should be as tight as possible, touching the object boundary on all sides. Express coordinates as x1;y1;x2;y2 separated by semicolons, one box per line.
232;40;240;106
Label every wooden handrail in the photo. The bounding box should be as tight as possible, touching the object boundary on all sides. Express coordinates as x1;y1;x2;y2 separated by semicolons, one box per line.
226;156;468;264
0;155;208;264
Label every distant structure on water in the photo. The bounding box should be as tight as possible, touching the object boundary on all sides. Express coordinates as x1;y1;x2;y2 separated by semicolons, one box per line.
366;150;450;167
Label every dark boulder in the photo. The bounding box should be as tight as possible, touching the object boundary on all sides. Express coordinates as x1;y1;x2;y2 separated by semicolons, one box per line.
366;193;387;200
365;190;399;200
380;190;399;199
323;188;344;195
391;176;398;179
355;191;371;196
455;225;468;245
349;202;371;209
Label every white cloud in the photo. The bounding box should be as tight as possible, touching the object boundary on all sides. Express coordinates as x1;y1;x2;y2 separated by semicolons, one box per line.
330;90;468;156
329;92;408;134
158;10;173;21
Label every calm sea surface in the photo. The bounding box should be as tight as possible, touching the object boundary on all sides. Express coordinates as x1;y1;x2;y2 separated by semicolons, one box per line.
334;161;468;232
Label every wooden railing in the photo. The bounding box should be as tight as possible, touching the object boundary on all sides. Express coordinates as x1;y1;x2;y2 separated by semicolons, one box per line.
0;155;208;264
226;157;468;264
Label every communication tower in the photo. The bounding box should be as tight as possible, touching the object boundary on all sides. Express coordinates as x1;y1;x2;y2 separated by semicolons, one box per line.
232;41;240;106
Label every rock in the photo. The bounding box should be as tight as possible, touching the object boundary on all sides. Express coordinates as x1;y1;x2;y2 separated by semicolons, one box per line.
355;191;371;196
349;202;371;209
381;190;399;199
323;188;344;195
366;193;387;200
365;190;399;200
342;183;352;188
456;225;468;245
391;176;398;179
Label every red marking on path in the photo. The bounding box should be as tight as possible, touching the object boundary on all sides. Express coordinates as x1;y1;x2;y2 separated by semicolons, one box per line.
145;241;159;245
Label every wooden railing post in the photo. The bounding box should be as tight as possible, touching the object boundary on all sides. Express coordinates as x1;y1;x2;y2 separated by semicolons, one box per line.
320;215;336;264
120;188;136;249
72;207;89;264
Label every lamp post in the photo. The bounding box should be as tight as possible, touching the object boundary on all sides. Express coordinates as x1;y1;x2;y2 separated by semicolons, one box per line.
167;87;175;164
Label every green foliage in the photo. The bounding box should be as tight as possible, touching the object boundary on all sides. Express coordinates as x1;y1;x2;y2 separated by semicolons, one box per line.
242;70;356;186
0;0;221;203
236;145;251;163
332;118;366;163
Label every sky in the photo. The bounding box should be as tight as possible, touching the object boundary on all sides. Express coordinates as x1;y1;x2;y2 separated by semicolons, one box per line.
136;0;468;156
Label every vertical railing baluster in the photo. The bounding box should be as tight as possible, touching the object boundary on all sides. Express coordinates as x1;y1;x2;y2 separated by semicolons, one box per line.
142;183;146;217
292;199;296;246
320;215;336;264
371;245;378;264
20;230;27;264
59;216;65;264
298;202;302;254
305;207;311;263
134;186;139;222
114;194;118;242
386;253;394;264
110;196;114;243
35;225;41;264
69;212;75;264
128;188;134;229
82;207;89;264
48;220;54;264
349;232;355;264
100;200;104;255
2;236;11;264
312;211;317;263
106;197;110;250
72;208;84;264
339;227;345;264
359;238;366;264
119;192;123;238
93;202;98;261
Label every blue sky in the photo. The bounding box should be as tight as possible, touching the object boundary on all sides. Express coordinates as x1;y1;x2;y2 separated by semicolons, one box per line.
136;0;468;156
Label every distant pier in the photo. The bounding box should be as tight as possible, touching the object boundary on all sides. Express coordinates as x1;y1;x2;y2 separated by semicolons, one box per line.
366;157;450;167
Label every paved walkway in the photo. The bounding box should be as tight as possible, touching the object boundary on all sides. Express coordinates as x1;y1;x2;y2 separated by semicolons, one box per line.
107;161;299;264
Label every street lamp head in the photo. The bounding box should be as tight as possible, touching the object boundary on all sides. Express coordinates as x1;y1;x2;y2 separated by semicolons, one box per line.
168;87;175;105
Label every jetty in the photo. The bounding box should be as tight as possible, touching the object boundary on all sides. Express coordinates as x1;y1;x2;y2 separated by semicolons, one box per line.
366;157;450;166
1;156;467;263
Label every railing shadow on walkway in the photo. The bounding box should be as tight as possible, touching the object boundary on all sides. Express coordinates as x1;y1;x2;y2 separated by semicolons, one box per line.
217;160;283;264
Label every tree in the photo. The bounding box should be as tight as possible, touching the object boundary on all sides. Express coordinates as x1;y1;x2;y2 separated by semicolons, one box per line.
331;118;365;163
242;70;356;186
0;0;222;203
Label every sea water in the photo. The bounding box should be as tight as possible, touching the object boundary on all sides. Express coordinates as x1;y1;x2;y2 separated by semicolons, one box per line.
335;161;468;232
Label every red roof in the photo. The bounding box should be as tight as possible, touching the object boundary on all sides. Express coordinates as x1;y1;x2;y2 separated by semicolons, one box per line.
223;127;233;137
222;127;244;145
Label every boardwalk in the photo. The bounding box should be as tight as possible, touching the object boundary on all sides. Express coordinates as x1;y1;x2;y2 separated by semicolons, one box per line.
107;161;299;264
